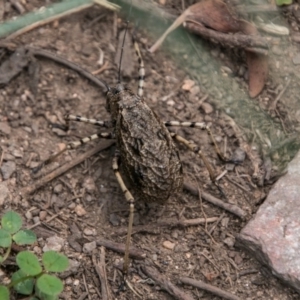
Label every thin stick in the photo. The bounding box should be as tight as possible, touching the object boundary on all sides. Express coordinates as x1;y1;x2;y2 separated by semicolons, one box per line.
113;217;218;236
82;273;91;300
183;181;247;219
20;141;114;197
180;277;241;300
270;78;291;111
95;238;145;260
92;248;111;300
141;265;194;300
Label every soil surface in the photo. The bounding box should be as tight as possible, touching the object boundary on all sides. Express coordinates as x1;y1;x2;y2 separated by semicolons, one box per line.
1;0;300;299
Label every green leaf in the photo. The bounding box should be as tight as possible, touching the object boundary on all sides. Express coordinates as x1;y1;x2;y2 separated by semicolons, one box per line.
1;211;22;234
0;229;12;248
0;285;9;300
13;229;37;245
42;251;69;272
16;251;42;275
36;274;63;296
11;269;34;295
275;0;292;5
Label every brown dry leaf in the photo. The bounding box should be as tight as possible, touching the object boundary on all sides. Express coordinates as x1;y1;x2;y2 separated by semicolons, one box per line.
149;0;268;97
246;52;268;98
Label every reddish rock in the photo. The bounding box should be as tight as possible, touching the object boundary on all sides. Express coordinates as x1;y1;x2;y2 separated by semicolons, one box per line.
237;151;300;293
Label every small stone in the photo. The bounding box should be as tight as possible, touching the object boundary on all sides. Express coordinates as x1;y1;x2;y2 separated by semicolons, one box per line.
162;240;175;250
74;205;86;216
201;102;214;114
33;246;42;255
152;254;158;261
223;237;235;247
109;213;120;226
73;279;80;286
39;211;47;221
0;182;9;206
190;85;200;96
1;161;16;179
174;244;189;253
33;216;40;224
186;253;192;259
25;211;32;220
53;184;63;194
181;79;195;91
12;149;23;158
68;202;76;209
83;176;96;194
83;241;97;253
234;253;243;265
293;53;300;65
83;228;97;236
231;148;246;164
0;122;11;135
171;230;178;239
221;217;229;228
43;235;64;252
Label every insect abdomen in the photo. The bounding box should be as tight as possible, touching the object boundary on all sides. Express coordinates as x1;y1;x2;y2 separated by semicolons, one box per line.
116;97;183;203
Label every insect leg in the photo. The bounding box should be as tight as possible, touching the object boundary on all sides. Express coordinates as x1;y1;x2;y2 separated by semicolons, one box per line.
112;151;135;276
133;38;145;97
64;114;113;130
164;121;226;161
169;132;216;181
33;132;114;174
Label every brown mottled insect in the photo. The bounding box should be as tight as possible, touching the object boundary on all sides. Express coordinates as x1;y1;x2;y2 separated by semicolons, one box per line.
35;27;221;277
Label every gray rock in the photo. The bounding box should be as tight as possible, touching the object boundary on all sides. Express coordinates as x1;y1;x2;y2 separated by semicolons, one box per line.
1;161;16;179
237;150;300;293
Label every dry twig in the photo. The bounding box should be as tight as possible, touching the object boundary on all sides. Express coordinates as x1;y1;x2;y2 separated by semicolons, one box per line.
141;265;194;300
180;277;241;300
92;248;111;300
183;181;247;219
113;217;218;236
95;238;145;260
20;141;114;197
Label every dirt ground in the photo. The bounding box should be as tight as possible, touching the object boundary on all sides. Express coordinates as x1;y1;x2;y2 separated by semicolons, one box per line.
1;0;300;299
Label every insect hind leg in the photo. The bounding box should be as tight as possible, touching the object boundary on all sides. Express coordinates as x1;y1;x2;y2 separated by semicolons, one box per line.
32;132;114;174
164;121;226;162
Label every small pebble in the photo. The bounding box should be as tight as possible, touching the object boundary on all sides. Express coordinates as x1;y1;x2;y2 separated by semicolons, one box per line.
201;102;214;114
186;253;192;259
53;184;63;194
83;176;96;194
83;228;97;236
25;211;32;220
0;182;9;206
73;279;80;286
83;241;97;253
33;216;40;224
33;246;42;255
12;149;23;158
223;237;235;247
43;235;65;252
1;161;16;180
181;79;195;91
39;211;47;221
152;254;158;261
0;122;11;135
68;202;76;209
162;240;175;250
74;205;86;216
